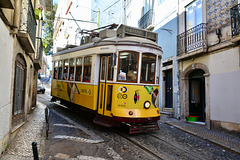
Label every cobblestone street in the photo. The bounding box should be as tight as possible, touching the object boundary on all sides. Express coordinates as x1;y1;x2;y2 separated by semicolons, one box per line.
1;92;240;160
24;94;240;159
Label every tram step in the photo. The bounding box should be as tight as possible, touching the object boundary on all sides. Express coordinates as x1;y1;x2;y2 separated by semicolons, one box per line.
129;122;159;134
93;116;115;127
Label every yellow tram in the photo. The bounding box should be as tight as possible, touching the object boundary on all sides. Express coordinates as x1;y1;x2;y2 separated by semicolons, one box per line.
51;24;162;133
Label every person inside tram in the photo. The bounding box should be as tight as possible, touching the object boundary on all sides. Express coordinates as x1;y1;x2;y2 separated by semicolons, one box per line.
127;63;137;81
83;68;90;82
69;73;74;81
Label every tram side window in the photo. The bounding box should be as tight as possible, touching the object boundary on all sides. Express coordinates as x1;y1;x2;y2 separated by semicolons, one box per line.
69;59;75;81
83;56;92;83
75;58;82;81
53;61;58;79
118;51;139;82
63;60;69;80
141;53;156;83
58;60;63;80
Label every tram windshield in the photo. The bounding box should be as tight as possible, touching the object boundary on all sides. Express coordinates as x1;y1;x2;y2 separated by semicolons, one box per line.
118;51;156;83
118;51;139;82
140;53;156;83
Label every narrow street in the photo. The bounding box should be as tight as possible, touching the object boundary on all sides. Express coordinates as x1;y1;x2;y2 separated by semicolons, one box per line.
36;79;240;160
1;1;240;159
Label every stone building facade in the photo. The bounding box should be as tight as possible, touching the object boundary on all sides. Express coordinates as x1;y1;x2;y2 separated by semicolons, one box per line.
177;0;240;133
0;0;51;155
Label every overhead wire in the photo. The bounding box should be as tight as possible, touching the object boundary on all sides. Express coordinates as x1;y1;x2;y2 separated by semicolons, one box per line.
90;0;121;26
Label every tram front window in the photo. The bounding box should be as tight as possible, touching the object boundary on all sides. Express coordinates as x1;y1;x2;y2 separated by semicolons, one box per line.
141;53;156;83
118;51;138;82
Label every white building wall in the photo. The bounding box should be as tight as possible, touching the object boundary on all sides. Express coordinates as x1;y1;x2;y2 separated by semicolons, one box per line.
0;18;14;152
209;47;240;124
182;47;240;126
53;0;95;54
124;0;142;27
153;0;178;31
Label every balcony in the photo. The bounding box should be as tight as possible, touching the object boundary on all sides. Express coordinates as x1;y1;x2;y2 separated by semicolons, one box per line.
0;0;14;9
34;38;43;70
231;4;240;43
138;9;154;30
18;0;37;53
177;23;207;60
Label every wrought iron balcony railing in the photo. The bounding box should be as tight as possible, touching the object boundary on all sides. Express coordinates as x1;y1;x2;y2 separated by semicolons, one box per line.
18;0;37;52
138;9;154;29
177;23;207;56
230;4;240;37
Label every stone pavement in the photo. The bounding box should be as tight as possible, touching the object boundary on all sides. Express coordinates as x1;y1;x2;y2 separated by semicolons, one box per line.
159;115;240;155
1;101;240;159
1;102;46;160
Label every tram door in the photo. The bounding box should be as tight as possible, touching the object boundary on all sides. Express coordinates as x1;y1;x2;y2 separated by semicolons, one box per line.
98;55;114;117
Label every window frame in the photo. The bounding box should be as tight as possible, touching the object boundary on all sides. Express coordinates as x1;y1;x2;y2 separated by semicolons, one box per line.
140;53;157;84
185;0;203;30
83;56;92;83
58;60;63;80
117;51;139;83
63;59;69;80
53;61;58;79
107;56;114;81
68;58;75;81
100;56;106;81
75;57;83;82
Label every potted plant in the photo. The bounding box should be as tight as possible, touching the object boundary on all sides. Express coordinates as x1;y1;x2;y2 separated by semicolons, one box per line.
35;6;43;20
186;116;198;122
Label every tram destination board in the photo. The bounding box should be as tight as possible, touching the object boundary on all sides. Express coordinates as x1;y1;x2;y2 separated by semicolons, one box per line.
117;24;158;42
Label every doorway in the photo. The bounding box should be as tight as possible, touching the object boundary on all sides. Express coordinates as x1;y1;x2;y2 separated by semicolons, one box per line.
189;69;205;122
97;55;114;117
12;54;26;128
164;69;173;108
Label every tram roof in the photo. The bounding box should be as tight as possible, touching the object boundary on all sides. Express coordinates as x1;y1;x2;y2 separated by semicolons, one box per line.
54;36;162;56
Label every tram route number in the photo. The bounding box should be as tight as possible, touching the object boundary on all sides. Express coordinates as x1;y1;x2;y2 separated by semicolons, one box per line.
117;93;128;99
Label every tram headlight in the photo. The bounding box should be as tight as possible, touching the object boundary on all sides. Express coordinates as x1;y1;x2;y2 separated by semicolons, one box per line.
144;101;151;109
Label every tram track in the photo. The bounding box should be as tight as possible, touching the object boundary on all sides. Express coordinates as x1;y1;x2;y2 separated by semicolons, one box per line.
52;102;161;159
110;127;204;160
110;128;164;160
49;101;202;159
148;133;204;160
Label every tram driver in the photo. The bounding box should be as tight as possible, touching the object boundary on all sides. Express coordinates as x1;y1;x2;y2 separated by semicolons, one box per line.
127;63;137;81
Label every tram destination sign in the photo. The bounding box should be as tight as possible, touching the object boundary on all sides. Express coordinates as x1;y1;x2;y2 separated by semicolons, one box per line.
117;24;158;42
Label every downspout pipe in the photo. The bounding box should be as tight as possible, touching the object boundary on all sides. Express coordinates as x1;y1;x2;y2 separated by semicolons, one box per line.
12;0;21;34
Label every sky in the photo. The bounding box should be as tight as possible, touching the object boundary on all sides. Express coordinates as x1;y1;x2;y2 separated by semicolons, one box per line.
53;0;59;5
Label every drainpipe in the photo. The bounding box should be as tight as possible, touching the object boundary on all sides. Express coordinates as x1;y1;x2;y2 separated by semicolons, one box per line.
177;0;181;120
12;0;21;34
